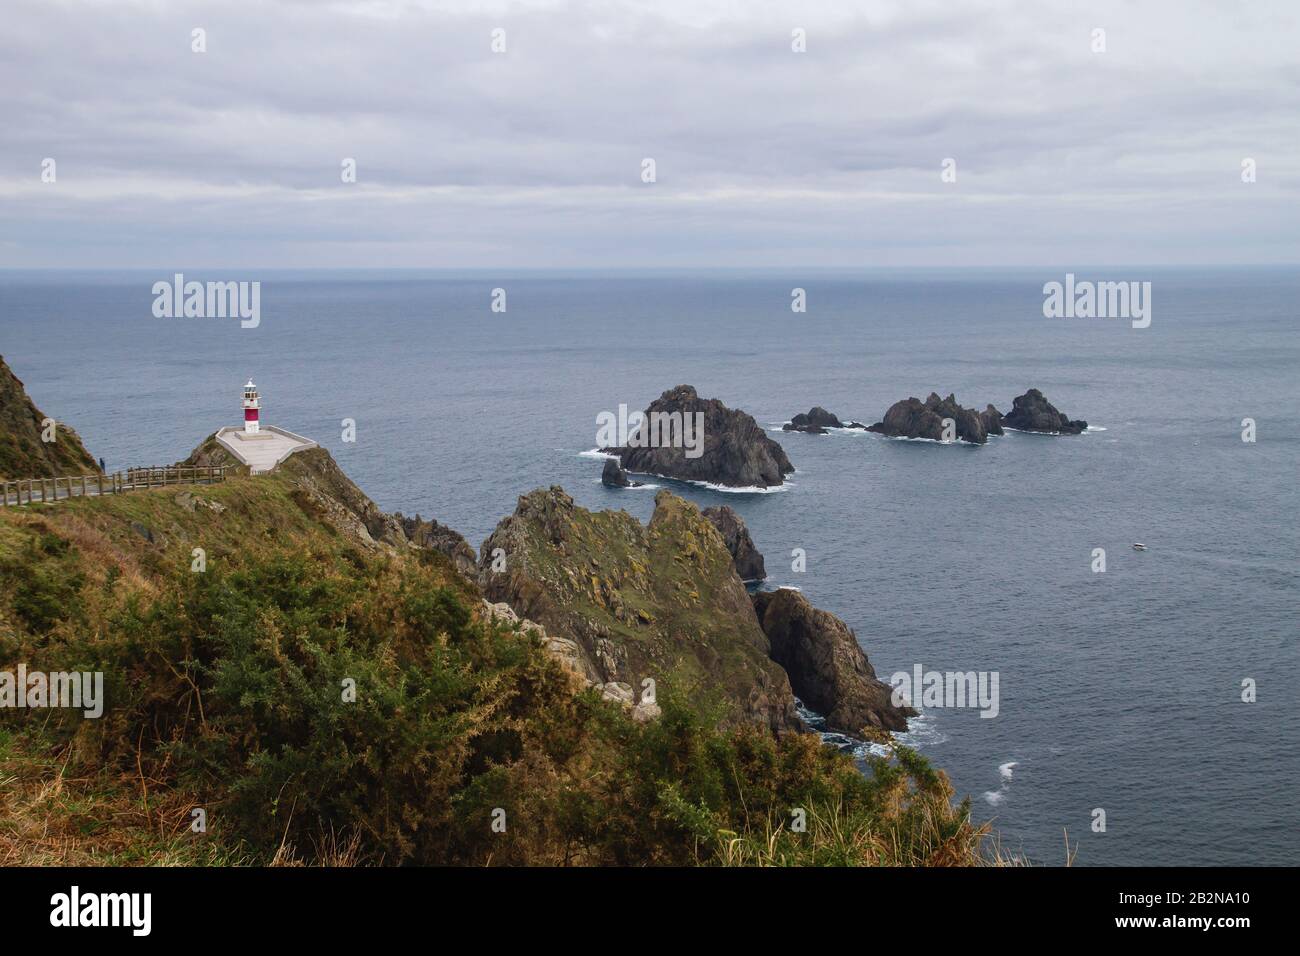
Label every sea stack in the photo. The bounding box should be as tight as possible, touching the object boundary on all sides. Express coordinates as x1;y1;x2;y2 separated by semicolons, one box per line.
867;392;988;444
604;385;794;488
783;407;866;434
601;458;641;488
1001;389;1087;434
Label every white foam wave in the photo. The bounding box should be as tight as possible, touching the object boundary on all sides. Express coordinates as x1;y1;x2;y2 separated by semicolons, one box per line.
579;448;619;460
591;479;660;490
629;471;793;494
982;759;1019;806
865;432;978;446
892;712;948;749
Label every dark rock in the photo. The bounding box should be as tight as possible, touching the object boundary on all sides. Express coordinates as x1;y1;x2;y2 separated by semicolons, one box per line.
753;589;913;735
783;406;868;433
784;406;840;434
980;404;1004;436
1001;389;1087;434
604;385;794;488
702;505;766;582
867;392;988;444
600;458;641;488
396;512;478;577
130;521;160;545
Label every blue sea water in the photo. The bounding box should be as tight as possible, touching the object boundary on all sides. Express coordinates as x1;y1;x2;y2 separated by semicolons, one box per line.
2;267;1296;866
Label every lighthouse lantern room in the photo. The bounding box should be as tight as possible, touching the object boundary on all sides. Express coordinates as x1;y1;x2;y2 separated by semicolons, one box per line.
242;379;261;434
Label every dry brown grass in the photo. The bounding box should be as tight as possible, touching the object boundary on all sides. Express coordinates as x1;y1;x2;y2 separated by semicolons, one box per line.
0;733;247;866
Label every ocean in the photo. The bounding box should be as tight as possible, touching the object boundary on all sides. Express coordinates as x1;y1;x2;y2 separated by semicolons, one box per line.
2;267;1296;866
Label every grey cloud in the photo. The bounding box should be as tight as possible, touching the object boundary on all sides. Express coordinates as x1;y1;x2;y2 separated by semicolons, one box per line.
1;0;1296;267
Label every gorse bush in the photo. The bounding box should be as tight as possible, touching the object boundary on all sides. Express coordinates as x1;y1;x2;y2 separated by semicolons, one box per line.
0;490;995;866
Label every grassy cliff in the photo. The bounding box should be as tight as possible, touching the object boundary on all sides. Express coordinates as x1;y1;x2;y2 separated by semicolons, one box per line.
0;455;999;865
0;356;99;480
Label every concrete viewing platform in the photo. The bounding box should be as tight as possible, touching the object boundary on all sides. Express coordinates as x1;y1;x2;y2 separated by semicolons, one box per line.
215;425;317;475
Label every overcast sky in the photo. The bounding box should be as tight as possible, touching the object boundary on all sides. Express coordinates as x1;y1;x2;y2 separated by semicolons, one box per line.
2;0;1297;269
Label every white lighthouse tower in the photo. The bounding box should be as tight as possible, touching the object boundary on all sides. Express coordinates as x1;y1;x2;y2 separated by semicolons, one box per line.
242;379;261;434
215;379;316;474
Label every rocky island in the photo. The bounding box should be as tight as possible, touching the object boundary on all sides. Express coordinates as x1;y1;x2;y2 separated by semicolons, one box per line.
783;406;867;434
867;392;990;444
999;388;1088;434
602;385;794;488
600;458;642;488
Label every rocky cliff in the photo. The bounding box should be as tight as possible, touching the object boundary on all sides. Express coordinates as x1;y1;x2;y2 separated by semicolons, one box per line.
477;486;803;732
0;355;100;480
753;588;913;736
395;512;478;577
605;385;794;487
702;505;766;582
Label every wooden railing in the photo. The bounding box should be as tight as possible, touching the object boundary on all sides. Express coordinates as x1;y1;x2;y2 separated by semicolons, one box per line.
0;466;229;507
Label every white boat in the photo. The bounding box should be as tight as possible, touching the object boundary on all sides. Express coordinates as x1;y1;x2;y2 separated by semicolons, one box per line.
1132;543;1148;551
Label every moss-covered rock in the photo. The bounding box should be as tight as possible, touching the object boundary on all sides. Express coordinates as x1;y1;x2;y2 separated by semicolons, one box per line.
478;486;802;733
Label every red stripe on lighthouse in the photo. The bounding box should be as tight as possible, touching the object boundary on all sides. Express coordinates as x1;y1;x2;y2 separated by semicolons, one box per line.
245;409;259;422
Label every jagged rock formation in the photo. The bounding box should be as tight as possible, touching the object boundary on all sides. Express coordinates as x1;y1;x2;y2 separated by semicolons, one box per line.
0;355;100;480
980;405;1004;436
752;588;913;736
868;392;988;444
603;385;794;488
477;486;802;733
601;458;641;488
702;505;766;582
396;512;478;577
1001;389;1088;434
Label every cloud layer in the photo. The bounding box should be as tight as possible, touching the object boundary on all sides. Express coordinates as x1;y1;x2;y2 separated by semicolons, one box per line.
3;0;1297;267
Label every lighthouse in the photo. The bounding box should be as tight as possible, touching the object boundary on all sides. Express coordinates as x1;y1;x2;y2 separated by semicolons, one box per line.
242;379;261;434
216;379;316;473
